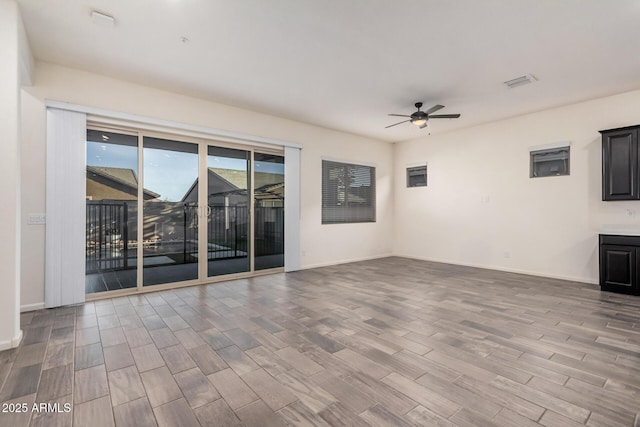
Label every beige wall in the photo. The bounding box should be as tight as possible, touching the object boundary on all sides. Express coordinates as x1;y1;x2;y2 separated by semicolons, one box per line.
20;62;394;308
393;89;640;284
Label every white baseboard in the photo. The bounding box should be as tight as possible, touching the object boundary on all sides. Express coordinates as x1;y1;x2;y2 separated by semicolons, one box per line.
394;254;599;286
21;302;45;312
0;330;23;351
299;253;393;271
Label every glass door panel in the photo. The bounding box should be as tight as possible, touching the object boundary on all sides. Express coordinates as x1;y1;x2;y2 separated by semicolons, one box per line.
85;130;139;294
207;146;250;277
254;153;285;270
142;137;199;286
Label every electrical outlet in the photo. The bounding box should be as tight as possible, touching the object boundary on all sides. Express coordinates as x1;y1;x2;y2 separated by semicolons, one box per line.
626;209;636;217
503;251;511;259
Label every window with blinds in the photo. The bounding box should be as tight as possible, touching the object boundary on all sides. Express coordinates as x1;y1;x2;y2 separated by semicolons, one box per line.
322;160;376;224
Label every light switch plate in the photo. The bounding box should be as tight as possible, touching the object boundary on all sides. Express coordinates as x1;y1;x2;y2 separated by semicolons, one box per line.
28;213;46;225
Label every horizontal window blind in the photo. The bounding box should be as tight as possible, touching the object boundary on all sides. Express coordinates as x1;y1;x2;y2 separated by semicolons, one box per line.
322;160;376;224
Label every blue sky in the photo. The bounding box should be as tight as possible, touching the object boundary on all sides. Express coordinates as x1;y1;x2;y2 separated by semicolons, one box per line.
87;141;284;201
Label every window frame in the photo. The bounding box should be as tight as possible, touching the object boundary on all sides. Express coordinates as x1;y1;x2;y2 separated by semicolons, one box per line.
406;164;428;188
321;160;376;224
530;146;570;178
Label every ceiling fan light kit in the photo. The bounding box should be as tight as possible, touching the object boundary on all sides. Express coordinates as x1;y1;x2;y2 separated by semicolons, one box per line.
385;102;461;129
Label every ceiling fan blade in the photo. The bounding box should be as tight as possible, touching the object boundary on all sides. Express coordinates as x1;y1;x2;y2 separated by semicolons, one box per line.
429;114;461;119
385;120;411;128
425;104;445;115
388;114;412;117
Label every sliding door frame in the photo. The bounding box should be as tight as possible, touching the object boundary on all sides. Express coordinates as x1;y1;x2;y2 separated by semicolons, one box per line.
85;122;285;301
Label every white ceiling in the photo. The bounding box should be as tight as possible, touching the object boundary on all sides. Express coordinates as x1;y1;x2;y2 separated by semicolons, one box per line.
17;0;640;142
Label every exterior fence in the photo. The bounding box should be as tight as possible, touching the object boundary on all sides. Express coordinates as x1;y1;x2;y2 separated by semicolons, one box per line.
203;205;249;260
86;202;283;273
255;206;284;256
86;201;129;274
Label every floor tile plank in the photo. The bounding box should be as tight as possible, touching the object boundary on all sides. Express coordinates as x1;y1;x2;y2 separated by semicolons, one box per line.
74;364;110;404
159;344;197;374
0;363;41;401
216;345;260;375
153;398;200;427
131;343;165;373
275;346;324;376
108;365;147;406
277;401;332;427
241;368;298;411
113;397;157;427
310;370;376;414
174;367;220;409
207;368;258;409
187;344;227;375
103;343;135;372
74;342;104;371
73;395;115;427
235;400;288;427
36;364;73;401
193;399;243;427
139;366;183;408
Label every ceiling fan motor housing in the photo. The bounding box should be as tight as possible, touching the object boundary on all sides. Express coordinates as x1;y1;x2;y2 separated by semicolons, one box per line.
411;111;428;123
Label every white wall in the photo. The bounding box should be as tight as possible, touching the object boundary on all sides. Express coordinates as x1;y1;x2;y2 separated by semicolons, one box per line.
394;89;640;284
0;0;23;349
20;62;394;308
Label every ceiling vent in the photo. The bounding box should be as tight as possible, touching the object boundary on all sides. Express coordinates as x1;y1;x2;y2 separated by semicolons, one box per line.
503;74;537;89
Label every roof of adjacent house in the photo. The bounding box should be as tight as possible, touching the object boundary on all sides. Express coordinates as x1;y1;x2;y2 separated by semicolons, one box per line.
86;166;160;199
208;168;283;190
182;168;284;201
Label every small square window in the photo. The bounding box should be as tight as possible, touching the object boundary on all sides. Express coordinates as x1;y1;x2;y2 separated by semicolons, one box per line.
530;146;570;178
407;165;427;187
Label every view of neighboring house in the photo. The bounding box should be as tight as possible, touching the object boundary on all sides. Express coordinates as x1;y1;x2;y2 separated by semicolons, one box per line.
86;166;159;201
182;167;284;207
86;166;285;268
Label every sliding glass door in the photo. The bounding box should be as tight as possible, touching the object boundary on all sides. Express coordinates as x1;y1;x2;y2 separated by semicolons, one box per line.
254;153;285;270
85;129;285;295
142;137;199;286
206;146;251;277
85;130;139;294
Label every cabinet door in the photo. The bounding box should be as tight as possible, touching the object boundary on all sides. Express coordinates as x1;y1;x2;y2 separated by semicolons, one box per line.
600;244;638;294
602;129;638;200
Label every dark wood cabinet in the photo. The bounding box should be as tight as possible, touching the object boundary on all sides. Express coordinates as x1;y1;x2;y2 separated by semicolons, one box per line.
601;126;640;201
599;234;640;295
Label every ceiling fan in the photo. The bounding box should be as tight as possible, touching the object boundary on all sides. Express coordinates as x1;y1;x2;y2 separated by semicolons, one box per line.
386;102;461;129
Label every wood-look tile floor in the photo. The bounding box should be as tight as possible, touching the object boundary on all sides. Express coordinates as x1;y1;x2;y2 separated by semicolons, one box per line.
2;257;640;426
